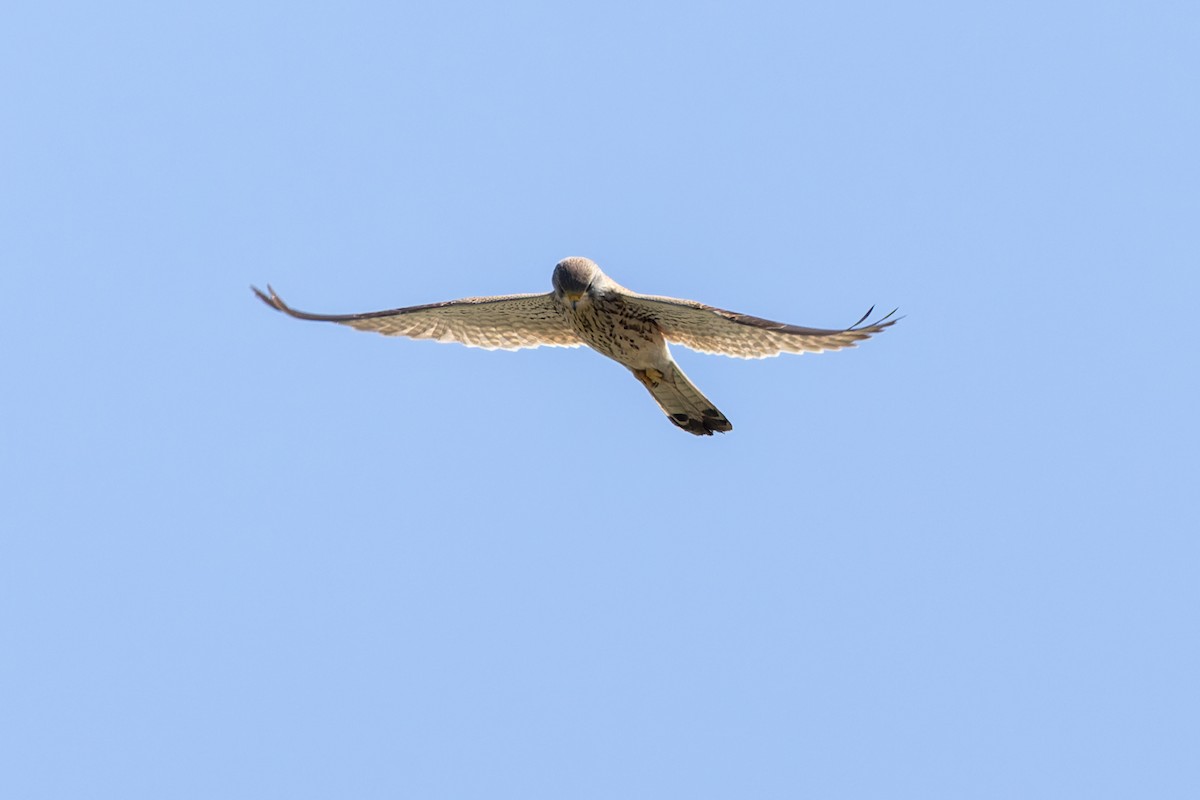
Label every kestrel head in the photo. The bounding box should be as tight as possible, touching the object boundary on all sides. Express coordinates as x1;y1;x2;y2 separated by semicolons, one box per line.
552;257;603;309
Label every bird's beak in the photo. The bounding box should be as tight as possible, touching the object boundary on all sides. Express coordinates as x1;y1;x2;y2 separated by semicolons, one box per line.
567;291;583;310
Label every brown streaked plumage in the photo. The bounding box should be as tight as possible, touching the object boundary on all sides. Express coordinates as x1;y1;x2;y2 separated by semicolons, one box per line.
253;257;898;435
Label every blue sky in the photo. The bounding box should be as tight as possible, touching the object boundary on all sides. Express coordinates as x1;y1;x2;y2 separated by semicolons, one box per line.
2;1;1197;797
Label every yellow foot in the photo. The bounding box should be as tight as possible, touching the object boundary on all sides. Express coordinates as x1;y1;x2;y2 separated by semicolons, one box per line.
632;368;666;389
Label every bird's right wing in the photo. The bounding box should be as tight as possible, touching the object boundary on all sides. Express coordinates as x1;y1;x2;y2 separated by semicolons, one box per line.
253;286;583;351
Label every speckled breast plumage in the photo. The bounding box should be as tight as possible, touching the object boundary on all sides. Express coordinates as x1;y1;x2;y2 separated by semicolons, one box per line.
559;293;666;370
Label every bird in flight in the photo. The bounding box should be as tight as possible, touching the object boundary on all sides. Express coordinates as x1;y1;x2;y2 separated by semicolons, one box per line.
253;257;897;435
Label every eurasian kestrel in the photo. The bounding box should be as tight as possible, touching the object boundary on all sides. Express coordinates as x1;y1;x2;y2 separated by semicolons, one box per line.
253;257;897;435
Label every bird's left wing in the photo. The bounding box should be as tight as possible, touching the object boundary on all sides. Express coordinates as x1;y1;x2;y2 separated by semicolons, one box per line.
624;293;899;359
253;286;583;351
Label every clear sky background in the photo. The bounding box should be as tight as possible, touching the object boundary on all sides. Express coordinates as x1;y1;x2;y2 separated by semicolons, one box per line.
2;1;1197;797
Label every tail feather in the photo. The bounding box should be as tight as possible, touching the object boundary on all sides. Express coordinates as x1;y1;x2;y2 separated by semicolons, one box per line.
631;363;733;436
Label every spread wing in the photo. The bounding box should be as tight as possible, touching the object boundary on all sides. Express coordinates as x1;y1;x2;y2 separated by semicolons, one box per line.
253;286;583;351
625;293;899;359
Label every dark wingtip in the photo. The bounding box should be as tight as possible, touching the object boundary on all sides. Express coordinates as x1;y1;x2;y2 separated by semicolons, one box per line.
251;284;291;314
849;305;876;329
848;306;902;332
